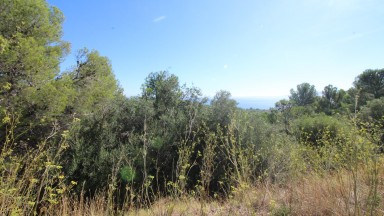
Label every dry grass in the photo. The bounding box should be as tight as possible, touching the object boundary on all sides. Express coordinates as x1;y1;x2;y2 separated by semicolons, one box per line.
120;165;384;216
1;154;383;216
1;164;383;215
223;167;384;216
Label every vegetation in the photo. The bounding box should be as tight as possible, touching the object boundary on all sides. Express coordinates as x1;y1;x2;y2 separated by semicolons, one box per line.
1;0;384;215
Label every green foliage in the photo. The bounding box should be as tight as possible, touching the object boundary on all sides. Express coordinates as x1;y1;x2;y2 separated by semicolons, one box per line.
70;48;120;114
318;85;346;115
210;90;237;129
358;98;384;151
0;0;73;154
359;97;384;123
64;96;139;193
142;71;181;118
354;69;384;101
274;99;316;134
120;166;136;182
274;99;293;133
0;0;70;113
293;114;344;147
267;108;279;124
289;83;317;106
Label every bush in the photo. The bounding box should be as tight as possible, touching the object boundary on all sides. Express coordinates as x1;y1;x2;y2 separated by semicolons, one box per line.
293;114;345;147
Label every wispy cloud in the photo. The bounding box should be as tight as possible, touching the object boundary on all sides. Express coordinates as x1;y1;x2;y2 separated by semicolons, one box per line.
223;64;229;69
153;16;166;23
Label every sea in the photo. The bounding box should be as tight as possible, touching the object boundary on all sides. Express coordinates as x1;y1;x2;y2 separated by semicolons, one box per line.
234;97;284;110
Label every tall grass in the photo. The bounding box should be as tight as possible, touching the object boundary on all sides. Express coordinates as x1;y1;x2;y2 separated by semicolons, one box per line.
0;112;73;215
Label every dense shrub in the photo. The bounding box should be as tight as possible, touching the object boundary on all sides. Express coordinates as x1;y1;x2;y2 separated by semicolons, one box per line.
293;114;345;147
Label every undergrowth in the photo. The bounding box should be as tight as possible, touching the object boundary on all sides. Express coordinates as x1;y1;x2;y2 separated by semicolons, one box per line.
1;111;383;215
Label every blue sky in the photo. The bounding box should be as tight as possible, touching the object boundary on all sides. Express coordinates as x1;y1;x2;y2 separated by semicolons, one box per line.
48;0;384;98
